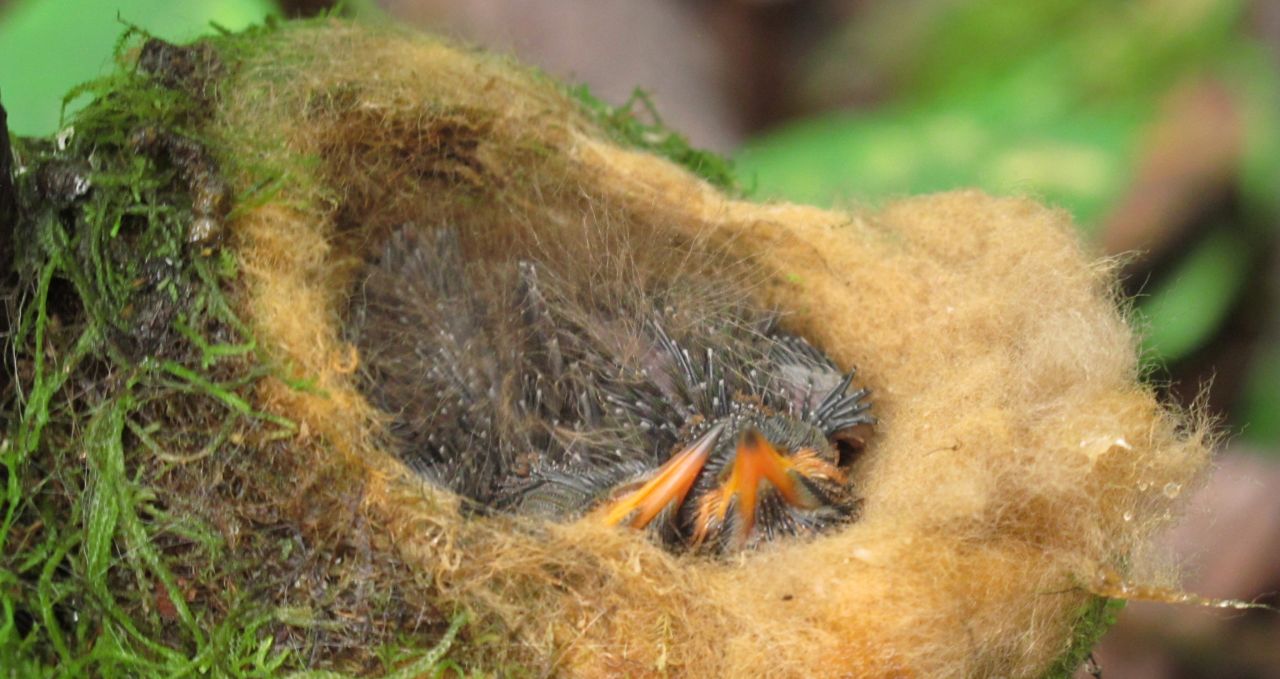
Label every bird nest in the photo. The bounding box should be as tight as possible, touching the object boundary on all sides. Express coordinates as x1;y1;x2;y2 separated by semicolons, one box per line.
3;20;1210;678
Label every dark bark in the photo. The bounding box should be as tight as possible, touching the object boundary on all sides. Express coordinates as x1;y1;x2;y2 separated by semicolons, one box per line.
0;99;15;277
1;98;14;400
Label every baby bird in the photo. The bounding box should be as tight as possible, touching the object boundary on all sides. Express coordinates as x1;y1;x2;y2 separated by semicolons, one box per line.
347;224;874;553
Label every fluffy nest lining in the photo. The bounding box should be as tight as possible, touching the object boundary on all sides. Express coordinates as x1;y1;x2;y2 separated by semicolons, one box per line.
214;21;1210;677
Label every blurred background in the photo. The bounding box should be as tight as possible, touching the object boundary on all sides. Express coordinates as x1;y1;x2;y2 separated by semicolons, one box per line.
2;0;1277;676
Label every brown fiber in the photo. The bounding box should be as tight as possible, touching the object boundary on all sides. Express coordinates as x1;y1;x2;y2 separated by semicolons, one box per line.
213;21;1210;677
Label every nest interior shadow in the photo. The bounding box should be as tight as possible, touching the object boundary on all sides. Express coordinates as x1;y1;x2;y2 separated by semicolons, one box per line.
344;208;878;555
3;19;1213;679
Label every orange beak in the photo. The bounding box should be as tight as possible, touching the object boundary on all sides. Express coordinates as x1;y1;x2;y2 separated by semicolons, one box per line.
599;423;724;529
693;428;845;548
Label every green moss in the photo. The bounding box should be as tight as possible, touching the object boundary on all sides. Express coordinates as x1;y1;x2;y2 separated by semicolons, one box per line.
568;84;740;194
1040;596;1124;679
0;25;466;676
3;30;272;676
4;21;1124;677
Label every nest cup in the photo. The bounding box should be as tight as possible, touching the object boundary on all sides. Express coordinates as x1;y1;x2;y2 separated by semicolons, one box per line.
210;22;1210;677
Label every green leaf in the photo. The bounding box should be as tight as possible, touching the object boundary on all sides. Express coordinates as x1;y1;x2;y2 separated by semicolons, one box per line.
1136;230;1250;363
0;0;277;136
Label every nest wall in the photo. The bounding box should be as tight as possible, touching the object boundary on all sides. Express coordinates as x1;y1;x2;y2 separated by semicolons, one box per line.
207;22;1210;677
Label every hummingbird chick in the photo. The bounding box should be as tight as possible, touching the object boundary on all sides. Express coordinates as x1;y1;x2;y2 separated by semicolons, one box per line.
347;224;874;554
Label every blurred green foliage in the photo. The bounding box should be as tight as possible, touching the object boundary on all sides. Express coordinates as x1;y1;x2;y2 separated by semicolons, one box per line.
746;0;1280;223
1242;346;1280;443
1139;230;1251;362
737;102;1141;230
0;0;277;136
737;0;1280;444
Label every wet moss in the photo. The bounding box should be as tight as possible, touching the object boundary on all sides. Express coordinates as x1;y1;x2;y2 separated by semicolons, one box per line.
0;26;463;676
1042;597;1125;679
567;84;740;194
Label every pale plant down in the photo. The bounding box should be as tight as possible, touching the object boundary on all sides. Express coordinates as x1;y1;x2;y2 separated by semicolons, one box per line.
207;21;1211;677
